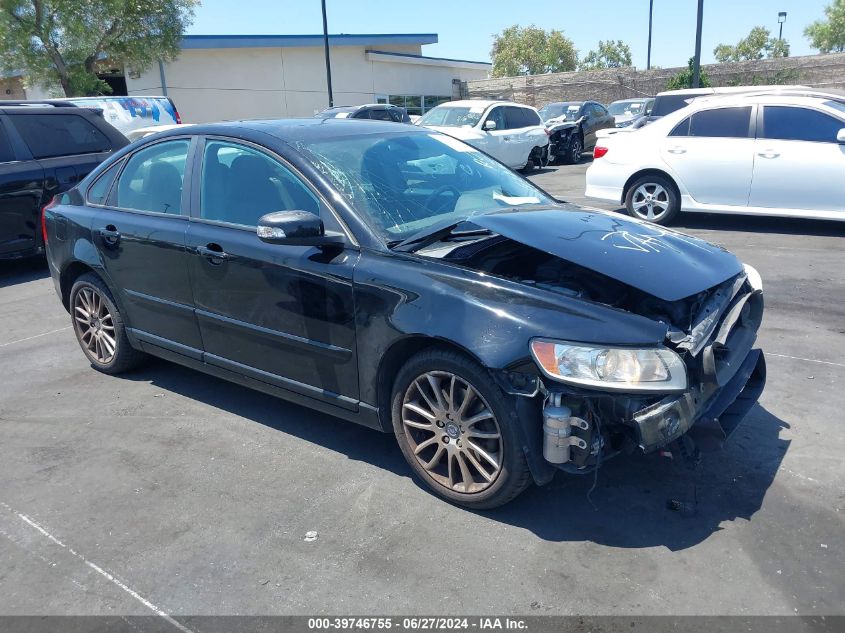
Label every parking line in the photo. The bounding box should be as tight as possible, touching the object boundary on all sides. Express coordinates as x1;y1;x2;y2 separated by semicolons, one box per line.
768;352;845;368
0;326;71;348
1;501;194;633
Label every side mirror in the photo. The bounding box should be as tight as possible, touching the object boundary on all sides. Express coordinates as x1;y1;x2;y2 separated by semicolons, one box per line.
838;128;845;144
257;210;345;247
483;119;497;131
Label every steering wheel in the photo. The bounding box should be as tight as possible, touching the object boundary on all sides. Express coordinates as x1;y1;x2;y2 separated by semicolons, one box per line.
424;185;461;213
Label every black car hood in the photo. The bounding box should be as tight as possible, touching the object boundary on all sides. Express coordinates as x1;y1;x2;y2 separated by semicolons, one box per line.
470;207;743;302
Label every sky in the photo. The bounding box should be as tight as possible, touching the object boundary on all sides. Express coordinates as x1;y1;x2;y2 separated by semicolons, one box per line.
188;0;834;70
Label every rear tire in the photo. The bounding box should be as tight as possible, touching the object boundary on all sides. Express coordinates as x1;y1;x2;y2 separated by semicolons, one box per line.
391;348;532;509
69;273;146;375
624;174;680;225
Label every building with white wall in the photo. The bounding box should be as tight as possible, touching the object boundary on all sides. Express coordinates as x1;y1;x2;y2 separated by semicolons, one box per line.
126;33;491;123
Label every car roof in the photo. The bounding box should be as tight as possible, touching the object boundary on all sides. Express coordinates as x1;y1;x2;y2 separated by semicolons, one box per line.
544;101;585;107
436;99;533;110
156;117;423;143
610;97;652;104
655;84;811;97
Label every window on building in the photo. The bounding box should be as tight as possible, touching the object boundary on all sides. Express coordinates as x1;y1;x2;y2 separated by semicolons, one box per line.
383;95;452;115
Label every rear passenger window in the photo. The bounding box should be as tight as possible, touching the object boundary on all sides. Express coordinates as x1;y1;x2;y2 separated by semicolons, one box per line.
762;106;844;143
685;107;752;138
0;122;14;162
115;140;189;214
369;109;393;121
200;140;319;226
9;114;111;159
87;161;122;205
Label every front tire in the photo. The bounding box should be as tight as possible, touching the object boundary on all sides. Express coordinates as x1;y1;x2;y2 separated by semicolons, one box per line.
69;273;146;374
561;135;583;165
624;174;680;225
391;349;531;509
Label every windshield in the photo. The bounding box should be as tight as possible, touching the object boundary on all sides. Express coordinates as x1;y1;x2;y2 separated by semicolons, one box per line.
295;132;554;242
418;106;484;128
539;103;581;122
608;101;645;116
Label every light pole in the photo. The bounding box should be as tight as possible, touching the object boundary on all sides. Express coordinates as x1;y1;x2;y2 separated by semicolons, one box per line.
692;0;704;88
647;0;654;70
321;0;334;107
778;11;787;40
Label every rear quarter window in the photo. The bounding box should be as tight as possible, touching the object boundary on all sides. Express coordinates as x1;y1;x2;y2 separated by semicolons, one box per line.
670;107;752;138
9;114;111;159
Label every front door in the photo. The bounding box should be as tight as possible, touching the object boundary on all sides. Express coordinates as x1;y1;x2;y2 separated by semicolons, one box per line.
185;138;359;408
660;105;755;208
92;137;203;355
480;106;514;166
749;104;845;214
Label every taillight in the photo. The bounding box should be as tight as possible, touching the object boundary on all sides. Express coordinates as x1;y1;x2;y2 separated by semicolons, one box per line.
174;108;182;125
41;196;58;246
594;146;609;158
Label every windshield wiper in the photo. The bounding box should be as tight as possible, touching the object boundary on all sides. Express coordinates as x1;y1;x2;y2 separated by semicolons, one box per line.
391;218;494;253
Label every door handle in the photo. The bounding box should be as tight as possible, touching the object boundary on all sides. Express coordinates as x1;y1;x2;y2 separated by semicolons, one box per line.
196;244;230;264
98;225;121;246
757;151;780;159
667;147;687;154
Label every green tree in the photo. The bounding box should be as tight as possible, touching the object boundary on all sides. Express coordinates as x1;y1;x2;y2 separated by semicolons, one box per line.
713;26;790;62
491;25;577;77
665;57;713;91
805;0;845;53
578;40;633;70
0;0;197;96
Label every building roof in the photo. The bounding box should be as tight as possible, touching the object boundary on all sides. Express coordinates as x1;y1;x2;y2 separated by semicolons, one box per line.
181;33;438;49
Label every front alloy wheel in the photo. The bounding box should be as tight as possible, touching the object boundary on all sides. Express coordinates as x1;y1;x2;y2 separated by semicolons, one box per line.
391;349;531;508
401;371;502;493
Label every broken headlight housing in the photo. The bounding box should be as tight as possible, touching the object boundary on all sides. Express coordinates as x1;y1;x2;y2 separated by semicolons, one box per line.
530;339;688;393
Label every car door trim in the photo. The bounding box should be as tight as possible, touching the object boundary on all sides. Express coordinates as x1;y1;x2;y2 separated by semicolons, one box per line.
128;327;203;361
194;308;353;359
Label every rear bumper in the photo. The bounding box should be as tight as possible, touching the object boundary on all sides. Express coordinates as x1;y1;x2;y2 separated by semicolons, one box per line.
584;183;623;204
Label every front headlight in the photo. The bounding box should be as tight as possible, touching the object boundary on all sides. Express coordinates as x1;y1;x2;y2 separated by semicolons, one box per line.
530;339;688;393
743;263;763;291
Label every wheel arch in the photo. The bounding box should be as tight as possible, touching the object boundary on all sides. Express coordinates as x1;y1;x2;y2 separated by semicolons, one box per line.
375;335;487;432
59;261;98;310
622;168;680;205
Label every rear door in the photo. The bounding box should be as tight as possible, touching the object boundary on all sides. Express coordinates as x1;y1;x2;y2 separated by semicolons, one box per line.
0;116;45;257
185;137;360;408
660;105;755;207
92;136;204;355
749;104;845;214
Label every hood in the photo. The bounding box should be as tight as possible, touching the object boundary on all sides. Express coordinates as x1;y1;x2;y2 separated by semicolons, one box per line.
470;207;743;302
545;119;578;132
425;125;482;141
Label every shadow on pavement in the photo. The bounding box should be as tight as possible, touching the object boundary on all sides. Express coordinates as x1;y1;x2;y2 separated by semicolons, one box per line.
124;359;789;552
672;214;845;238
0;257;49;289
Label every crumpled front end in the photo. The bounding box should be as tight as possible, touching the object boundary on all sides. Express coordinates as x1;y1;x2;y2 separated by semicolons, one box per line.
535;272;766;473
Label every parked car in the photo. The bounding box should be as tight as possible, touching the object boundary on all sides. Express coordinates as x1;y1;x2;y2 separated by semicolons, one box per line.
417;100;549;171
629;85;811;130
0;104;128;260
315;104;411;123
586;93;845;224
539;101;614;164
607;98;654;128
54;96;184;138
44;119;766;508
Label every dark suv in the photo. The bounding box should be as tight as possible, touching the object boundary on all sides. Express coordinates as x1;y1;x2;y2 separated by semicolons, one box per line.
0;104;128;260
315;104;411;123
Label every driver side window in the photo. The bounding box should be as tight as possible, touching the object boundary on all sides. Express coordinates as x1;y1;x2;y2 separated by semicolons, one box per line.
485;107;506;130
200;140;320;226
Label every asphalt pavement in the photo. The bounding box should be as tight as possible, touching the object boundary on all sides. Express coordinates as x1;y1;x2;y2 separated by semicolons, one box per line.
0;161;843;619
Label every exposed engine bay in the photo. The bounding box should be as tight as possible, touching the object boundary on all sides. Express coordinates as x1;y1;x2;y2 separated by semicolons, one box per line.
421;232;766;478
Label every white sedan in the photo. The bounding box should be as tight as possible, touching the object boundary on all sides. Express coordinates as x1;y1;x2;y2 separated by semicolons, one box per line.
585;93;845;224
418;100;549;171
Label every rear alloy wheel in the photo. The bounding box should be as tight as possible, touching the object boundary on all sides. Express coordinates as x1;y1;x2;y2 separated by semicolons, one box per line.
70;274;146;374
624;174;680;225
392;349;531;508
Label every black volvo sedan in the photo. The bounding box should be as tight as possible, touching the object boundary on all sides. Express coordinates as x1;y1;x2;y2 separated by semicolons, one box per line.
43;119;766;508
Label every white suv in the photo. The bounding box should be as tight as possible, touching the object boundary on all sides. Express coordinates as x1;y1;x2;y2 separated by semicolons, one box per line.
418;100;549;171
585;93;845;224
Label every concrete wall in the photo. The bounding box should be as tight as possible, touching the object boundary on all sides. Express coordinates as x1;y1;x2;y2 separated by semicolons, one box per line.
467;52;845;106
127;44;489;123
